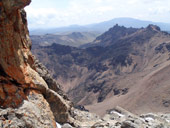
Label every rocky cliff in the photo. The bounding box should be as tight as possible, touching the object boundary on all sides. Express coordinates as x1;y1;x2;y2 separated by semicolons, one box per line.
0;0;73;127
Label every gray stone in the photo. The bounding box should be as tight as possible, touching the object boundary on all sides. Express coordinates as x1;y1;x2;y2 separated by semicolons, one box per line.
62;123;73;128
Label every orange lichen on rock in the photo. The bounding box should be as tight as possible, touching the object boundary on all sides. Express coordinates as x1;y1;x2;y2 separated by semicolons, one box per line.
0;0;71;127
0;75;27;108
0;0;58;127
0;0;38;108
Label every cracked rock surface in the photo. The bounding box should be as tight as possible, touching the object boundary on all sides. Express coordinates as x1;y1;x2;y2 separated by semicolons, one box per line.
0;0;73;127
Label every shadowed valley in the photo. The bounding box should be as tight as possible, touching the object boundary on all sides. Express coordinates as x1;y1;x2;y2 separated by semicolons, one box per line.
32;24;170;116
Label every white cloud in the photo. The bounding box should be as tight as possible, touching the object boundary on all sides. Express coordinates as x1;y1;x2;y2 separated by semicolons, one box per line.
25;0;170;29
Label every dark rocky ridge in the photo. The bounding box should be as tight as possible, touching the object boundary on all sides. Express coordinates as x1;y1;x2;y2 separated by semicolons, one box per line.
32;24;170;116
81;24;138;48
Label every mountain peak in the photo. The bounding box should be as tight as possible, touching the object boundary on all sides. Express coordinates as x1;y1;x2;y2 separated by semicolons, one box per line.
112;24;126;29
92;25;138;47
146;24;161;31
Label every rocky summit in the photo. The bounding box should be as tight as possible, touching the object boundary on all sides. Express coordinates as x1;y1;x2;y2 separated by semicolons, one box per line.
0;0;170;128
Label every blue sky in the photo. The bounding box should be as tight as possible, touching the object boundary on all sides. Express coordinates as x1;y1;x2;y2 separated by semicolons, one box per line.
25;0;170;29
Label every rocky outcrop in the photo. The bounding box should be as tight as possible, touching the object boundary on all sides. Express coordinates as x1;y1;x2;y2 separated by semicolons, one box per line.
34;58;73;123
0;0;73;127
60;106;170;128
91;106;170;128
0;93;56;128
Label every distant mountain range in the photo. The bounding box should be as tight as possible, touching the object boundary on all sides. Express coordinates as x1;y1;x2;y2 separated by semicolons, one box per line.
30;17;170;35
32;24;170;115
31;32;100;47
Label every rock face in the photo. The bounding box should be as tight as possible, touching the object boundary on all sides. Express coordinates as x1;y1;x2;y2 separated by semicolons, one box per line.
0;0;73;127
0;0;34;108
34;59;73;123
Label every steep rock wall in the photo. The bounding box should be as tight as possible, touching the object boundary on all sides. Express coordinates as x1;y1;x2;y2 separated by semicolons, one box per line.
0;0;73;127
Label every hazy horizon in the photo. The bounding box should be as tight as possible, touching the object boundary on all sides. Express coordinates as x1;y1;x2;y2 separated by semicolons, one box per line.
25;0;170;29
